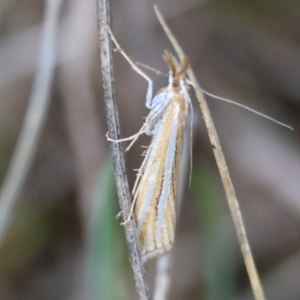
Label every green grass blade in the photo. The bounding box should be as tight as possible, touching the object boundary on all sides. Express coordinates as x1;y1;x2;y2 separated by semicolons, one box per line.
192;162;235;300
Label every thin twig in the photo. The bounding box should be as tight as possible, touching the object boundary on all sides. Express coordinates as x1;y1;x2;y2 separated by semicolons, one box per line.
0;0;63;245
154;5;266;300
153;255;172;300
96;0;149;299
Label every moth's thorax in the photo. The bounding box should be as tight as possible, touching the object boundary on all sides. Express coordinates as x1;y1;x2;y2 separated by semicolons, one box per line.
167;78;189;95
169;92;188;124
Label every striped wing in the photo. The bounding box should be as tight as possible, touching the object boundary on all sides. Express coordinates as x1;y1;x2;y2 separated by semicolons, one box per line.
133;93;187;262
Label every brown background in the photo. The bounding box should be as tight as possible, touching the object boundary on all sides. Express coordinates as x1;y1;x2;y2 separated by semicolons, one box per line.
0;0;299;299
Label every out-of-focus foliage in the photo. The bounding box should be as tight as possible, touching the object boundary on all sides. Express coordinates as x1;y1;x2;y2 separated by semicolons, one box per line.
86;160;132;300
192;162;234;300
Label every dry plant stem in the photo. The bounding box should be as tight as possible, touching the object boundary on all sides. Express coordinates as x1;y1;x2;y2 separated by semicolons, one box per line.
96;0;149;299
153;255;171;300
0;0;62;245
154;5;266;300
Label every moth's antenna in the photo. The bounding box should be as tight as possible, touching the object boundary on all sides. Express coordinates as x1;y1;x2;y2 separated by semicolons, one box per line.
202;89;293;131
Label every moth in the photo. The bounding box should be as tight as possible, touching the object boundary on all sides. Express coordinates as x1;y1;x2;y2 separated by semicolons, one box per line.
106;25;293;263
106;26;191;262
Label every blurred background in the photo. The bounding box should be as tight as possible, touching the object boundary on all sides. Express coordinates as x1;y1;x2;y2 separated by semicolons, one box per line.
0;0;299;299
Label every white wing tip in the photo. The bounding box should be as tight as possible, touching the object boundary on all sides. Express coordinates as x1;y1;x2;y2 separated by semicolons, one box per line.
142;244;173;263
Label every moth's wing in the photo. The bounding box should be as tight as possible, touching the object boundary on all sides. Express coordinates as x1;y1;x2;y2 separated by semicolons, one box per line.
144;91;174;134
134;95;187;262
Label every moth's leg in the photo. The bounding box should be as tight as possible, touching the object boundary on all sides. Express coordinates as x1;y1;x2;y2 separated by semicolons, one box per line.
120;140;151;226
121;193;138;225
136;61;167;77
186;80;293;130
106;130;142;143
106;122;148;151
122;149;150;225
105;25;153;108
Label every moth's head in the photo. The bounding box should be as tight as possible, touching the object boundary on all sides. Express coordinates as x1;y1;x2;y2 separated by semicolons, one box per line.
163;51;189;90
